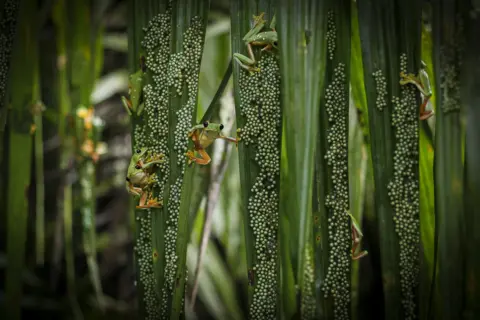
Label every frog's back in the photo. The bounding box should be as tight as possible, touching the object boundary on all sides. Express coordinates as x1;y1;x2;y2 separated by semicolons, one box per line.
252;31;277;43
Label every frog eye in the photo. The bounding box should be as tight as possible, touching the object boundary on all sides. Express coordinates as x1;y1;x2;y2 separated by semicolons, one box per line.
219;124;224;130
273;41;278;47
135;164;141;169
126;177;130;181
203;121;209;128
136;149;141;154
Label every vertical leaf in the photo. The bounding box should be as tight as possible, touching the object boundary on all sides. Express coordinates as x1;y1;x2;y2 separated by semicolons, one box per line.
431;0;466;318
419;22;436;320
51;0;81;317
168;2;209;317
0;0;19;181
128;0;209;317
350;1;370;142
5;0;36;319
313;1;352;319
68;0;105;308
127;1;158;318
33;89;45;265
231;1;282;318
348;99;368;320
463;2;480;318
349;5;371;319
356;3;399;316
357;0;423;319
32;8;45;267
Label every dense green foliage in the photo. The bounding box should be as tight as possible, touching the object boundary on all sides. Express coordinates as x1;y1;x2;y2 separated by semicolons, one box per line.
0;0;479;320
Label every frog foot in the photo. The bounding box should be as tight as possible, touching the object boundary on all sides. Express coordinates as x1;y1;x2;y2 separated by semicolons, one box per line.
235;128;243;148
185;150;196;165
399;71;419;86
136;198;163;209
150;153;165;162
261;44;274;52
248;66;261;75
252;12;266;26
235;137;241;149
420;110;434;120
127;185;142;198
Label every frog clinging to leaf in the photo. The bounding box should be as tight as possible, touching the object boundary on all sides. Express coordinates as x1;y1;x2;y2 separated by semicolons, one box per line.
185;121;240;166
126;147;165;209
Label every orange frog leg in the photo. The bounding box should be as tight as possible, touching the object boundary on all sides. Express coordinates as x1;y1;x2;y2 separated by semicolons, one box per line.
222;128;242;149
400;72;434;120
127;181;142;197
220;135;241;146
419;94;434;120
186;148;212;166
136;189;163;209
351;226;368;260
186;130;212;165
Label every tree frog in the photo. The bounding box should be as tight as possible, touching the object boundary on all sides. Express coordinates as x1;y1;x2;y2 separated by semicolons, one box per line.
126;147;165;209
399;61;434;120
347;210;368;260
185;121;240;166
233;12;278;74
122;56;146;117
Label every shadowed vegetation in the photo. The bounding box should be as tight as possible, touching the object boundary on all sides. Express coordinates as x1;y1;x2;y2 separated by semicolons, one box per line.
0;1;479;320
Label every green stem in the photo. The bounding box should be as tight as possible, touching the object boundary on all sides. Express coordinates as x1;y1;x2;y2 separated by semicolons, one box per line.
5;1;37;318
69;0;105;308
52;1;79;315
63;185;82;320
200;59;232;123
33;69;45;267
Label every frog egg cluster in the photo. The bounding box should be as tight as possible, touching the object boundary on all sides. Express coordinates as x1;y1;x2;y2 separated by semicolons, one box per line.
238;54;281;319
301;245;316;319
387;53;420;320
141;10;172;184
168;16;204;166
438;18;464;114
321;62;351;320
143;12;172;78
373;69;387;111
135;10;174;317
0;0;19;109
163;14;203;289
147;14;205;316
326;11;336;61
134;121;147;147
133;212;160;319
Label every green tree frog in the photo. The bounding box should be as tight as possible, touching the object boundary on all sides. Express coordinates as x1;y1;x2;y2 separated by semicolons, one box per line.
347;210;368;260
233;12;278;74
122;56;146;117
399;61;434;120
185;121;240;166
126;147;165;209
